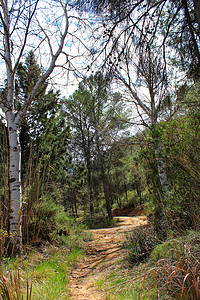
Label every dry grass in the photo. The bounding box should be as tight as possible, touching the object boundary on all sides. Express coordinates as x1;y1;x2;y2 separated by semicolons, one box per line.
147;232;200;299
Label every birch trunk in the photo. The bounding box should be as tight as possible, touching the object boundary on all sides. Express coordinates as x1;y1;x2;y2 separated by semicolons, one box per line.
7;112;22;253
151;121;171;203
151;105;170;203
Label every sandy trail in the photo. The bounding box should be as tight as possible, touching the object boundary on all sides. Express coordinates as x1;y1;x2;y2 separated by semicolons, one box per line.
69;216;147;300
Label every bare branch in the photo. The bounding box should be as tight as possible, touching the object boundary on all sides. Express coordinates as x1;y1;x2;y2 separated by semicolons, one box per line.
16;0;69;123
13;0;40;73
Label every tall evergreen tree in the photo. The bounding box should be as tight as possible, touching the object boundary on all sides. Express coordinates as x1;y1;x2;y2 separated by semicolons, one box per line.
65;72;128;218
15;52;71;184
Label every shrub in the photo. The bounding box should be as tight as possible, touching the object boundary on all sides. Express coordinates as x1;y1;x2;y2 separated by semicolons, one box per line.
23;197;63;245
125;225;160;264
23;196;87;249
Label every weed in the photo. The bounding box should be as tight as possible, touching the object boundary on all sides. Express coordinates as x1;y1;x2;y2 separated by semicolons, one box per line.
94;265;150;300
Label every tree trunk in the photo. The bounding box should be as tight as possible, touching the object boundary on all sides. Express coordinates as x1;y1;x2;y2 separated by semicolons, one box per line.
151;113;171;203
94;125;112;219
86;159;94;216
154;140;171;203
0;1;69;256
7;112;22;254
73;189;78;218
124;182;128;202
101;169;112;219
97;143;112;219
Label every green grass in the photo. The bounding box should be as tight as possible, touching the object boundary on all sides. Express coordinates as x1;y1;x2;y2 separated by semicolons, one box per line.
29;246;82;299
0;245;83;300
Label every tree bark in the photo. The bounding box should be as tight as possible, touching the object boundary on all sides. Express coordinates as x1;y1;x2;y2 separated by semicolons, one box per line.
150;89;171;203
73;189;78;218
124;182;128;202
150;122;171;204
101;168;112;219
86;160;94;217
182;0;200;63
154;141;170;202
79;118;94;216
7;112;22;253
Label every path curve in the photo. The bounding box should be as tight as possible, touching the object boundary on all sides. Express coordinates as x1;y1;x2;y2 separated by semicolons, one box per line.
69;216;147;300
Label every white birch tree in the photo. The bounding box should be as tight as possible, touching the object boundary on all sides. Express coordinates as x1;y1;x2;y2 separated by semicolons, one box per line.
0;0;69;253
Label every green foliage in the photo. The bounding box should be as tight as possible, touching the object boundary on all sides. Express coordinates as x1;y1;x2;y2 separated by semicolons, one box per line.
16;51;72;189
0;244;83;300
95;268;146;300
136;82;200;236
0;216;88;299
51;213;89;251
27;197;61;243
23;193;88;248
159;104;200;229
30;248;71;299
10;51;79;247
125;225;160;264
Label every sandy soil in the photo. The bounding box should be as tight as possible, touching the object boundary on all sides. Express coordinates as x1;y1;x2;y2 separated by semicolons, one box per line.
69;216;147;300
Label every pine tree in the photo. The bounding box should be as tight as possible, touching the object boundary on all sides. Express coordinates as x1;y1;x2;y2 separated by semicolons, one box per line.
65;72;128;218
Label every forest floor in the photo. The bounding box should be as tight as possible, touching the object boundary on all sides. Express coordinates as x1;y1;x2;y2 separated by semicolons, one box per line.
69;215;147;300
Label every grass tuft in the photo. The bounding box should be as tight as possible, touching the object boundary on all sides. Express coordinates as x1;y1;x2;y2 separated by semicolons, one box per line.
0;269;32;300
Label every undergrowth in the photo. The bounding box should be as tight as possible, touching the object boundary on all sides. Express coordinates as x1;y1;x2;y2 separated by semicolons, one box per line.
0;245;82;300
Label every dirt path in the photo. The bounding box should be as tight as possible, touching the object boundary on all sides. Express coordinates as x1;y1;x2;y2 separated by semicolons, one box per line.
69;216;147;300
